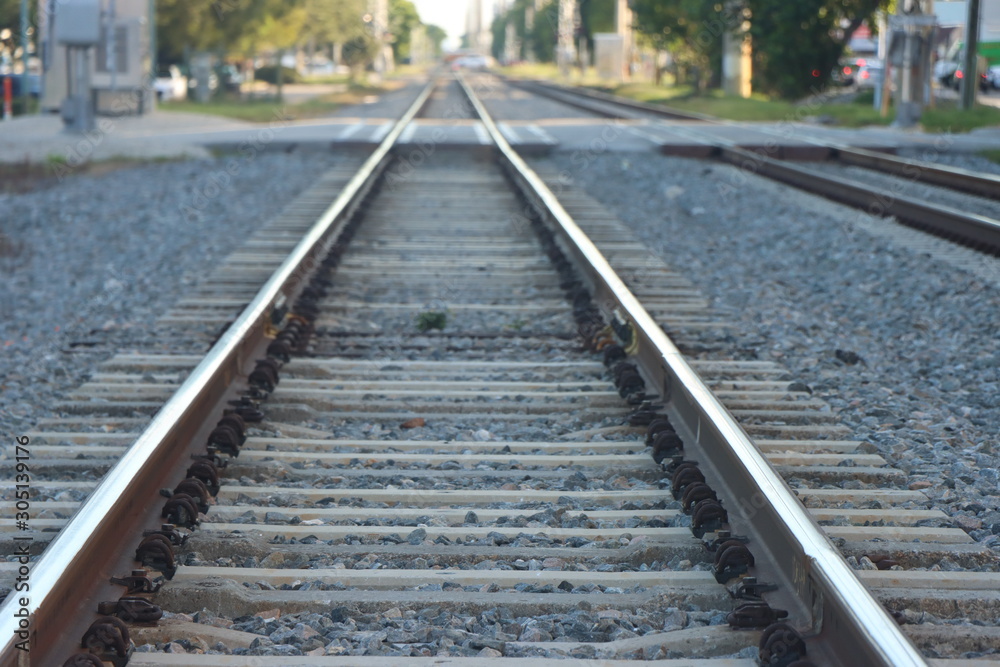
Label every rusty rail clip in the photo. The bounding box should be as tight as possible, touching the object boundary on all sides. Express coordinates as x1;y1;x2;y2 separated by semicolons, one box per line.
62;653;106;666
80;616;133;667
194;450;229;470
110;569;161;595
135;533;177;579
670;462;705;498
228;395;265;422
143;523;188;547
758;621;810;667
97;597;163;624
691;498;728;538
713;540;755;583
187;458;221;495
162;493;201;528
703;531;749;552
728;601;789;629
730;576;778;601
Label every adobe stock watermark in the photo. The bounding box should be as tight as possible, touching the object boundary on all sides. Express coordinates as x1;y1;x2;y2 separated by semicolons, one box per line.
179;110;293;221
49;76;162;179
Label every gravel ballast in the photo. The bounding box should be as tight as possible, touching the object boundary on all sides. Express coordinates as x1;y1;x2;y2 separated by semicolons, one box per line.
539;151;1000;549
0;150;348;436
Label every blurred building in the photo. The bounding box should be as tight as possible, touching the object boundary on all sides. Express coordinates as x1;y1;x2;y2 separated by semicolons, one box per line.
465;0;494;54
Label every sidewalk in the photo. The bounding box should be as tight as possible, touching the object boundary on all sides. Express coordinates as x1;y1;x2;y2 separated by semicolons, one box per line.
0;111;255;164
0;80;425;165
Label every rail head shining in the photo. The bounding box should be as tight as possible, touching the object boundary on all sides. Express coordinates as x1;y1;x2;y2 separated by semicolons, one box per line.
456;72;927;667
0;81;435;663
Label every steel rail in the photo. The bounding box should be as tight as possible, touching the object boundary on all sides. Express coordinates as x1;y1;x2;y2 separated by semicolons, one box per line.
717;145;1000;249
457;72;929;667
0;80;436;666
507;77;715;121
507;76;1000;241
830;145;1000;201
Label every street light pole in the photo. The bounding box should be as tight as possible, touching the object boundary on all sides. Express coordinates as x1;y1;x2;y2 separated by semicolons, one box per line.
961;0;980;110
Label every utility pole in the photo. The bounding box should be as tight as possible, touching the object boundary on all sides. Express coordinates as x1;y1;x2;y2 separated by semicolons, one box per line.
614;0;630;81
557;0;576;77
961;0;980;110
20;0;28;113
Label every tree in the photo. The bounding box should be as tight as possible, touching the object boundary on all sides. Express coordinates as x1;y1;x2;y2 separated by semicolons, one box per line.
0;0;36;36
252;0;308;98
156;0;312;65
156;0;219;65
746;0;889;98
578;0;615;65
301;0;369;51
342;32;377;78
628;0;733;90
531;0;557;63
389;0;420;63
425;23;446;58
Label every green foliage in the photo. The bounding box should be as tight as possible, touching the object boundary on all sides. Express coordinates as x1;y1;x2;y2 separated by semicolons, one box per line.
342;33;378;74
628;0;735;89
389;0;420;63
491;14;506;60
577;0;615;63
425;24;446;57
921;103;1000;133
747;0;889;98
746;0;840;98
253;64;301;84
531;1;557;63
156;0;309;64
415;311;448;332
301;0;368;49
0;0;36;34
627;0;889;98
492;0;614;64
980;150;1000;165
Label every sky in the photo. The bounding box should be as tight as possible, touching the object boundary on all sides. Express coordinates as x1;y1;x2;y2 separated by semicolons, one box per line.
411;0;471;51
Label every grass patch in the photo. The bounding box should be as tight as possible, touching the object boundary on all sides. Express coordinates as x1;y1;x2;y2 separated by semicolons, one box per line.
300;73;351;85
607;85;893;126
159;98;293;123
920;102;1000;133
387;64;428;80
415;311;448;332
497;62;612;87
602;82;1000;130
978;149;1000;164
159;80;401;123
1;155;183;194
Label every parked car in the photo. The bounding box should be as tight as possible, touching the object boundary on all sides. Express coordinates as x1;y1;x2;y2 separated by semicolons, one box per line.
834;56;875;87
951;65;989;92
934;58;960;86
989;65;1000;90
855;60;884;89
216;64;244;93
451;55;491;71
187;70;219;97
154;65;187;101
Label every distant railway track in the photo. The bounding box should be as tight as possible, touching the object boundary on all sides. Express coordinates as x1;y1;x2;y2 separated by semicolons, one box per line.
1;75;995;666
505;76;1000;254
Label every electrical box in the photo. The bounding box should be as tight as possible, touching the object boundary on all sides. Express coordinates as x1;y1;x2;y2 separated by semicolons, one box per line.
55;0;102;46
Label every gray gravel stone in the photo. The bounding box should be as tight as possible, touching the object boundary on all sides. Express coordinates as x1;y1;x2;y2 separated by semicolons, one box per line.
538;150;1000;550
0;151;348;438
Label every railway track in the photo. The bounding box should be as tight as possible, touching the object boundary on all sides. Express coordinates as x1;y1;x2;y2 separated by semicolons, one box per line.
1;75;997;666
502;76;1000;253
